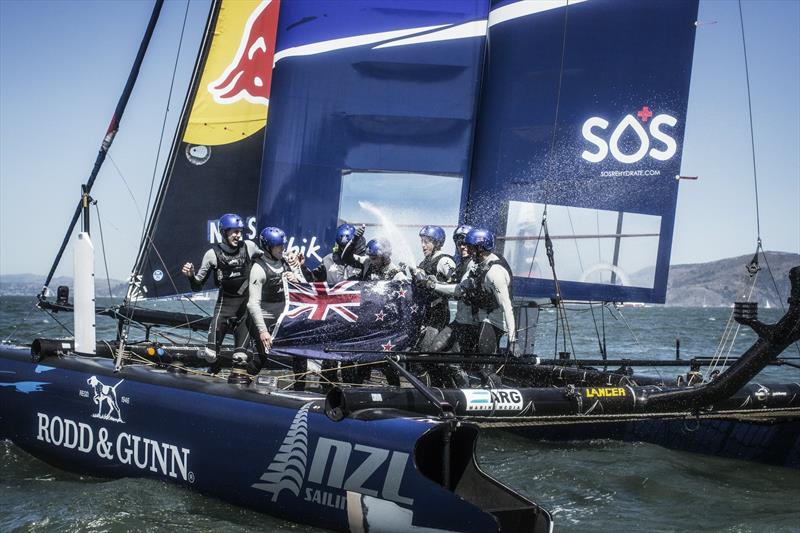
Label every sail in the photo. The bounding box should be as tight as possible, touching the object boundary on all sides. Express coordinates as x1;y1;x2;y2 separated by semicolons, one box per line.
467;0;699;303
132;0;280;299
257;0;490;268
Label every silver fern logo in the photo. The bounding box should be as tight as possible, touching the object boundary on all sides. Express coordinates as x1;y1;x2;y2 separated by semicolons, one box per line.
252;402;312;501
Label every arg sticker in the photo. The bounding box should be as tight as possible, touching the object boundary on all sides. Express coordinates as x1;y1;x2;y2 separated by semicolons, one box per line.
462;389;524;411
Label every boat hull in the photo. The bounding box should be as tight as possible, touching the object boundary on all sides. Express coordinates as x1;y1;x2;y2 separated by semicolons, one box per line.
0;346;550;532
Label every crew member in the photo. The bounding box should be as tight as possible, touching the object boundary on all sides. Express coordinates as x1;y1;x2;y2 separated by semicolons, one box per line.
459;228;515;386
411;225;456;350
246;226;308;389
181;213;259;371
307;223;365;283
356;238;407;281
304;223;365;388
426;224;477;386
346;237;405;386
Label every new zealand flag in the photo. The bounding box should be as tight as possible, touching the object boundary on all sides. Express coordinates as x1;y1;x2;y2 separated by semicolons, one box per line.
271;280;422;361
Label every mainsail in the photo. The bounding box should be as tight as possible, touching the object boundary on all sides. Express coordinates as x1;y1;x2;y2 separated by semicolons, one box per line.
257;0;490;268
132;0;280;299
133;0;699;304
468;0;699;303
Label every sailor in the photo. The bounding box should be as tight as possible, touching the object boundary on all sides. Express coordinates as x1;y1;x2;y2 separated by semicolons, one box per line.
410;225;456;350
425;224;478;386
344;237;405;386
354;238;407;281
302;223;365;388
307;223;366;284
246;226;309;389
459;228;515;386
181;213;260;371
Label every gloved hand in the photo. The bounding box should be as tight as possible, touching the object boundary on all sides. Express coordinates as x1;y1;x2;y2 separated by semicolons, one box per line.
355;224;365;238
202;347;217;363
425;275;438;289
459;278;476;292
414;270;428;284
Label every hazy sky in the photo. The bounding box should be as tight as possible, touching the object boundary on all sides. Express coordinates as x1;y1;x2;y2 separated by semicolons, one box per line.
0;0;798;281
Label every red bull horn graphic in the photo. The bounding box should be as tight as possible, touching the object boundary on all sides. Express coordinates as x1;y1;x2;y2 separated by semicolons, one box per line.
208;0;280;106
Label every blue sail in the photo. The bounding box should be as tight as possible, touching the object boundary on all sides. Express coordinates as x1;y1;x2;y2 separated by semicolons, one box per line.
258;0;490;267
256;0;699;303
467;0;699;303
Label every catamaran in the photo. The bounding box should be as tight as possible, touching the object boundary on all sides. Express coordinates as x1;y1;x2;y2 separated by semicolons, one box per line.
2;1;798;531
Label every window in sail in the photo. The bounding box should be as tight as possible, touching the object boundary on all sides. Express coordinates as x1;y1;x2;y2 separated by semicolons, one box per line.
502;201;661;289
338;171;463;266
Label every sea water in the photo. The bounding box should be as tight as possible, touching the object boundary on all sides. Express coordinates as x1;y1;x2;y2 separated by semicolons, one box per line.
1;295;799;532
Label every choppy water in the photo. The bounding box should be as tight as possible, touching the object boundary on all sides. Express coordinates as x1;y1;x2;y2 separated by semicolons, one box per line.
2;295;799;532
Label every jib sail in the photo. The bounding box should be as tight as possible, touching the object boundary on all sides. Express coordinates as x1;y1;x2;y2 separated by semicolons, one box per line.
467;0;699;303
131;0;280;299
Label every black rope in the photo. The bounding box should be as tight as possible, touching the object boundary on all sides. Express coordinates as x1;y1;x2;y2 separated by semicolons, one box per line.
759;246;800;356
737;0;762;242
93;202;115;300
43;309;73;336
138;0;192;250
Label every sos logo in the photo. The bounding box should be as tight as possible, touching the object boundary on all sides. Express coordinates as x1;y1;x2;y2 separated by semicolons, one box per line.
581;106;678;164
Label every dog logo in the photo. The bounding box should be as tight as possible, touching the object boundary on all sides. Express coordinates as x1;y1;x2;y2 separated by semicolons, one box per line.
86;376;125;423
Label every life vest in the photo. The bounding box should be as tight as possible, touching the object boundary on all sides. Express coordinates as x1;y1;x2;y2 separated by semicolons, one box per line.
418;252;453;281
213;243;251;294
464;255;513;313
254;256;288;304
323;253;360;284
417;252;453;327
361;259;402;281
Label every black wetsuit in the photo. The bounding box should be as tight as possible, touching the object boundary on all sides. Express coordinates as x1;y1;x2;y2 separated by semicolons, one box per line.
189;241;257;363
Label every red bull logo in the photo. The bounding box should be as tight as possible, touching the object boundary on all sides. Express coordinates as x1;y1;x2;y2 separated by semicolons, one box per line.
208;0;280;106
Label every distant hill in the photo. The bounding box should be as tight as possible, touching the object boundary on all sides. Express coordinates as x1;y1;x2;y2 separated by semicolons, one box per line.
0;274;128;297
646;251;798;307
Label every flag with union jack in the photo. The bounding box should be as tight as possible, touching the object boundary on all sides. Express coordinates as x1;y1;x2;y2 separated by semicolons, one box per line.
271;279;422;361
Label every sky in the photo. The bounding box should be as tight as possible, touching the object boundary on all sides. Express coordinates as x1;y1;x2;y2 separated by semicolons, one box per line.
0;0;798;281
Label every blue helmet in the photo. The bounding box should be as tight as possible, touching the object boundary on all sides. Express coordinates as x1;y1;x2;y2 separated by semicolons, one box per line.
366;238;391;258
453;224;473;245
218;213;244;232
465;228;494;252
259;227;287;250
335;223;356;247
419;225;446;248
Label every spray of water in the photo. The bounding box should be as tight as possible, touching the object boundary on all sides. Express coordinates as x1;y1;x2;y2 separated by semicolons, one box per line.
357;201;418;267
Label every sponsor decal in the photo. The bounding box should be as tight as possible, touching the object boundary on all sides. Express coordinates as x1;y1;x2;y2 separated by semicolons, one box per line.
462;389;524;411
86;376;125;422
252;403;414;510
34;376;193;482
584;387;626;398
152;270;164;282
581;106;678;164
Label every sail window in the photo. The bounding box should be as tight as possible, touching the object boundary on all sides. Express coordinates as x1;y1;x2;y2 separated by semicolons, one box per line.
502;201;661;289
338;171;463;266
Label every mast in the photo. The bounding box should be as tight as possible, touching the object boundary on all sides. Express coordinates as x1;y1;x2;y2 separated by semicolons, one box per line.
39;0;165;299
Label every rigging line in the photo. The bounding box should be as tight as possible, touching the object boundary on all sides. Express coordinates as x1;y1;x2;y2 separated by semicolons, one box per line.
93;203;115;300
42;309;73;336
737;0;762;242
525;219;545;278
1;299;40;343
138;0;192;250
543;0;571;186
759;245;800;356
107;155;145;223
565;207;584;271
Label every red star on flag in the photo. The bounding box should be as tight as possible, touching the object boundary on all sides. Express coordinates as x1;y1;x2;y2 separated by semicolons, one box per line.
375;310;386;322
381;341;395;352
395;288;407;298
